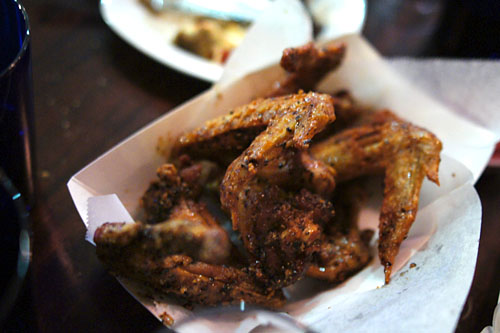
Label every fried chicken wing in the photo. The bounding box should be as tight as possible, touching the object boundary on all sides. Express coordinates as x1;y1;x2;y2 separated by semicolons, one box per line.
178;91;359;166
220;92;336;289
269;42;346;97
310;111;442;283
178;93;305;163
178;42;347;162
95;223;284;307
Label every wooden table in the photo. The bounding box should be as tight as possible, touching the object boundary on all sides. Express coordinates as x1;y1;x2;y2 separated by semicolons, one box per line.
5;0;499;332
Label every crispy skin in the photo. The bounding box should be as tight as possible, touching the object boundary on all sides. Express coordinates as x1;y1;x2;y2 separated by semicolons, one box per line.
178;41;348;161
178;93;307;162
95;224;284;307
268;42;346;97
94;208;283;307
180;91;338;194
237;182;334;289
310;111;442;283
307;230;372;282
307;181;372;282
177;91;357;165
220;92;336;289
141;158;219;223
221;92;336;214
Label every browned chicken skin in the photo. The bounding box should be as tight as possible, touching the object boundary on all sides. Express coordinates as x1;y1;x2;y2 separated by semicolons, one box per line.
178;94;440;285
307;229;372;282
94;217;230;266
178;93;306;163
94;223;284;307
306;181;373;282
268;42;346;97
177;90;359;164
97;150;287;307
178;41;348;163
310;111;442;282
220;91;336;290
141;157;219;223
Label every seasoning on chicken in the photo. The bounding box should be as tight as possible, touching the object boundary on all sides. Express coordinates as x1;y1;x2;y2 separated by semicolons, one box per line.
220;91;337;290
177;90;360;164
94;217;230;266
310;111;442;283
177;93;301;163
94;222;284;307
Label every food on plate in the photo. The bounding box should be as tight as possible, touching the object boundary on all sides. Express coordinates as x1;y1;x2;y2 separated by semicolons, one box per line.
138;0;247;64
174;17;247;63
94;42;442;309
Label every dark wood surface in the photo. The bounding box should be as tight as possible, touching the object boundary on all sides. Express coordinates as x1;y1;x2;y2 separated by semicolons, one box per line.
4;0;498;332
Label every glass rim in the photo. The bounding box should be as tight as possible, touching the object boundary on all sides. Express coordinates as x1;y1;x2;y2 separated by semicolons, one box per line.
0;0;31;79
0;168;30;323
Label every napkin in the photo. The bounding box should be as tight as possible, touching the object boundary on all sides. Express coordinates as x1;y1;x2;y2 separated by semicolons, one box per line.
389;59;500;138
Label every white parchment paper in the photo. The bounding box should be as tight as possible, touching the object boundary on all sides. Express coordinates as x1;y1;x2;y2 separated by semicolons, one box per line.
68;3;499;332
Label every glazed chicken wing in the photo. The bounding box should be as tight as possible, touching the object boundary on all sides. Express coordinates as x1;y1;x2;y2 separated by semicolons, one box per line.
220;92;336;290
310;111;442;283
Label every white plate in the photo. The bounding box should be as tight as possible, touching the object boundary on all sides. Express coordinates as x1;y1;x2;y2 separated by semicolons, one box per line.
99;0;367;82
100;0;224;82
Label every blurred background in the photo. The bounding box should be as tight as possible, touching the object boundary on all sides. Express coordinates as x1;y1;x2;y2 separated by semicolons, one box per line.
363;0;500;58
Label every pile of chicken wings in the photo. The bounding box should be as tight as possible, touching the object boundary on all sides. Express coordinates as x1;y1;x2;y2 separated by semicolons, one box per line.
94;42;442;308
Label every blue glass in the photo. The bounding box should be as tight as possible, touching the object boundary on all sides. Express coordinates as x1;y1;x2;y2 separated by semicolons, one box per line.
0;0;35;206
0;168;30;324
